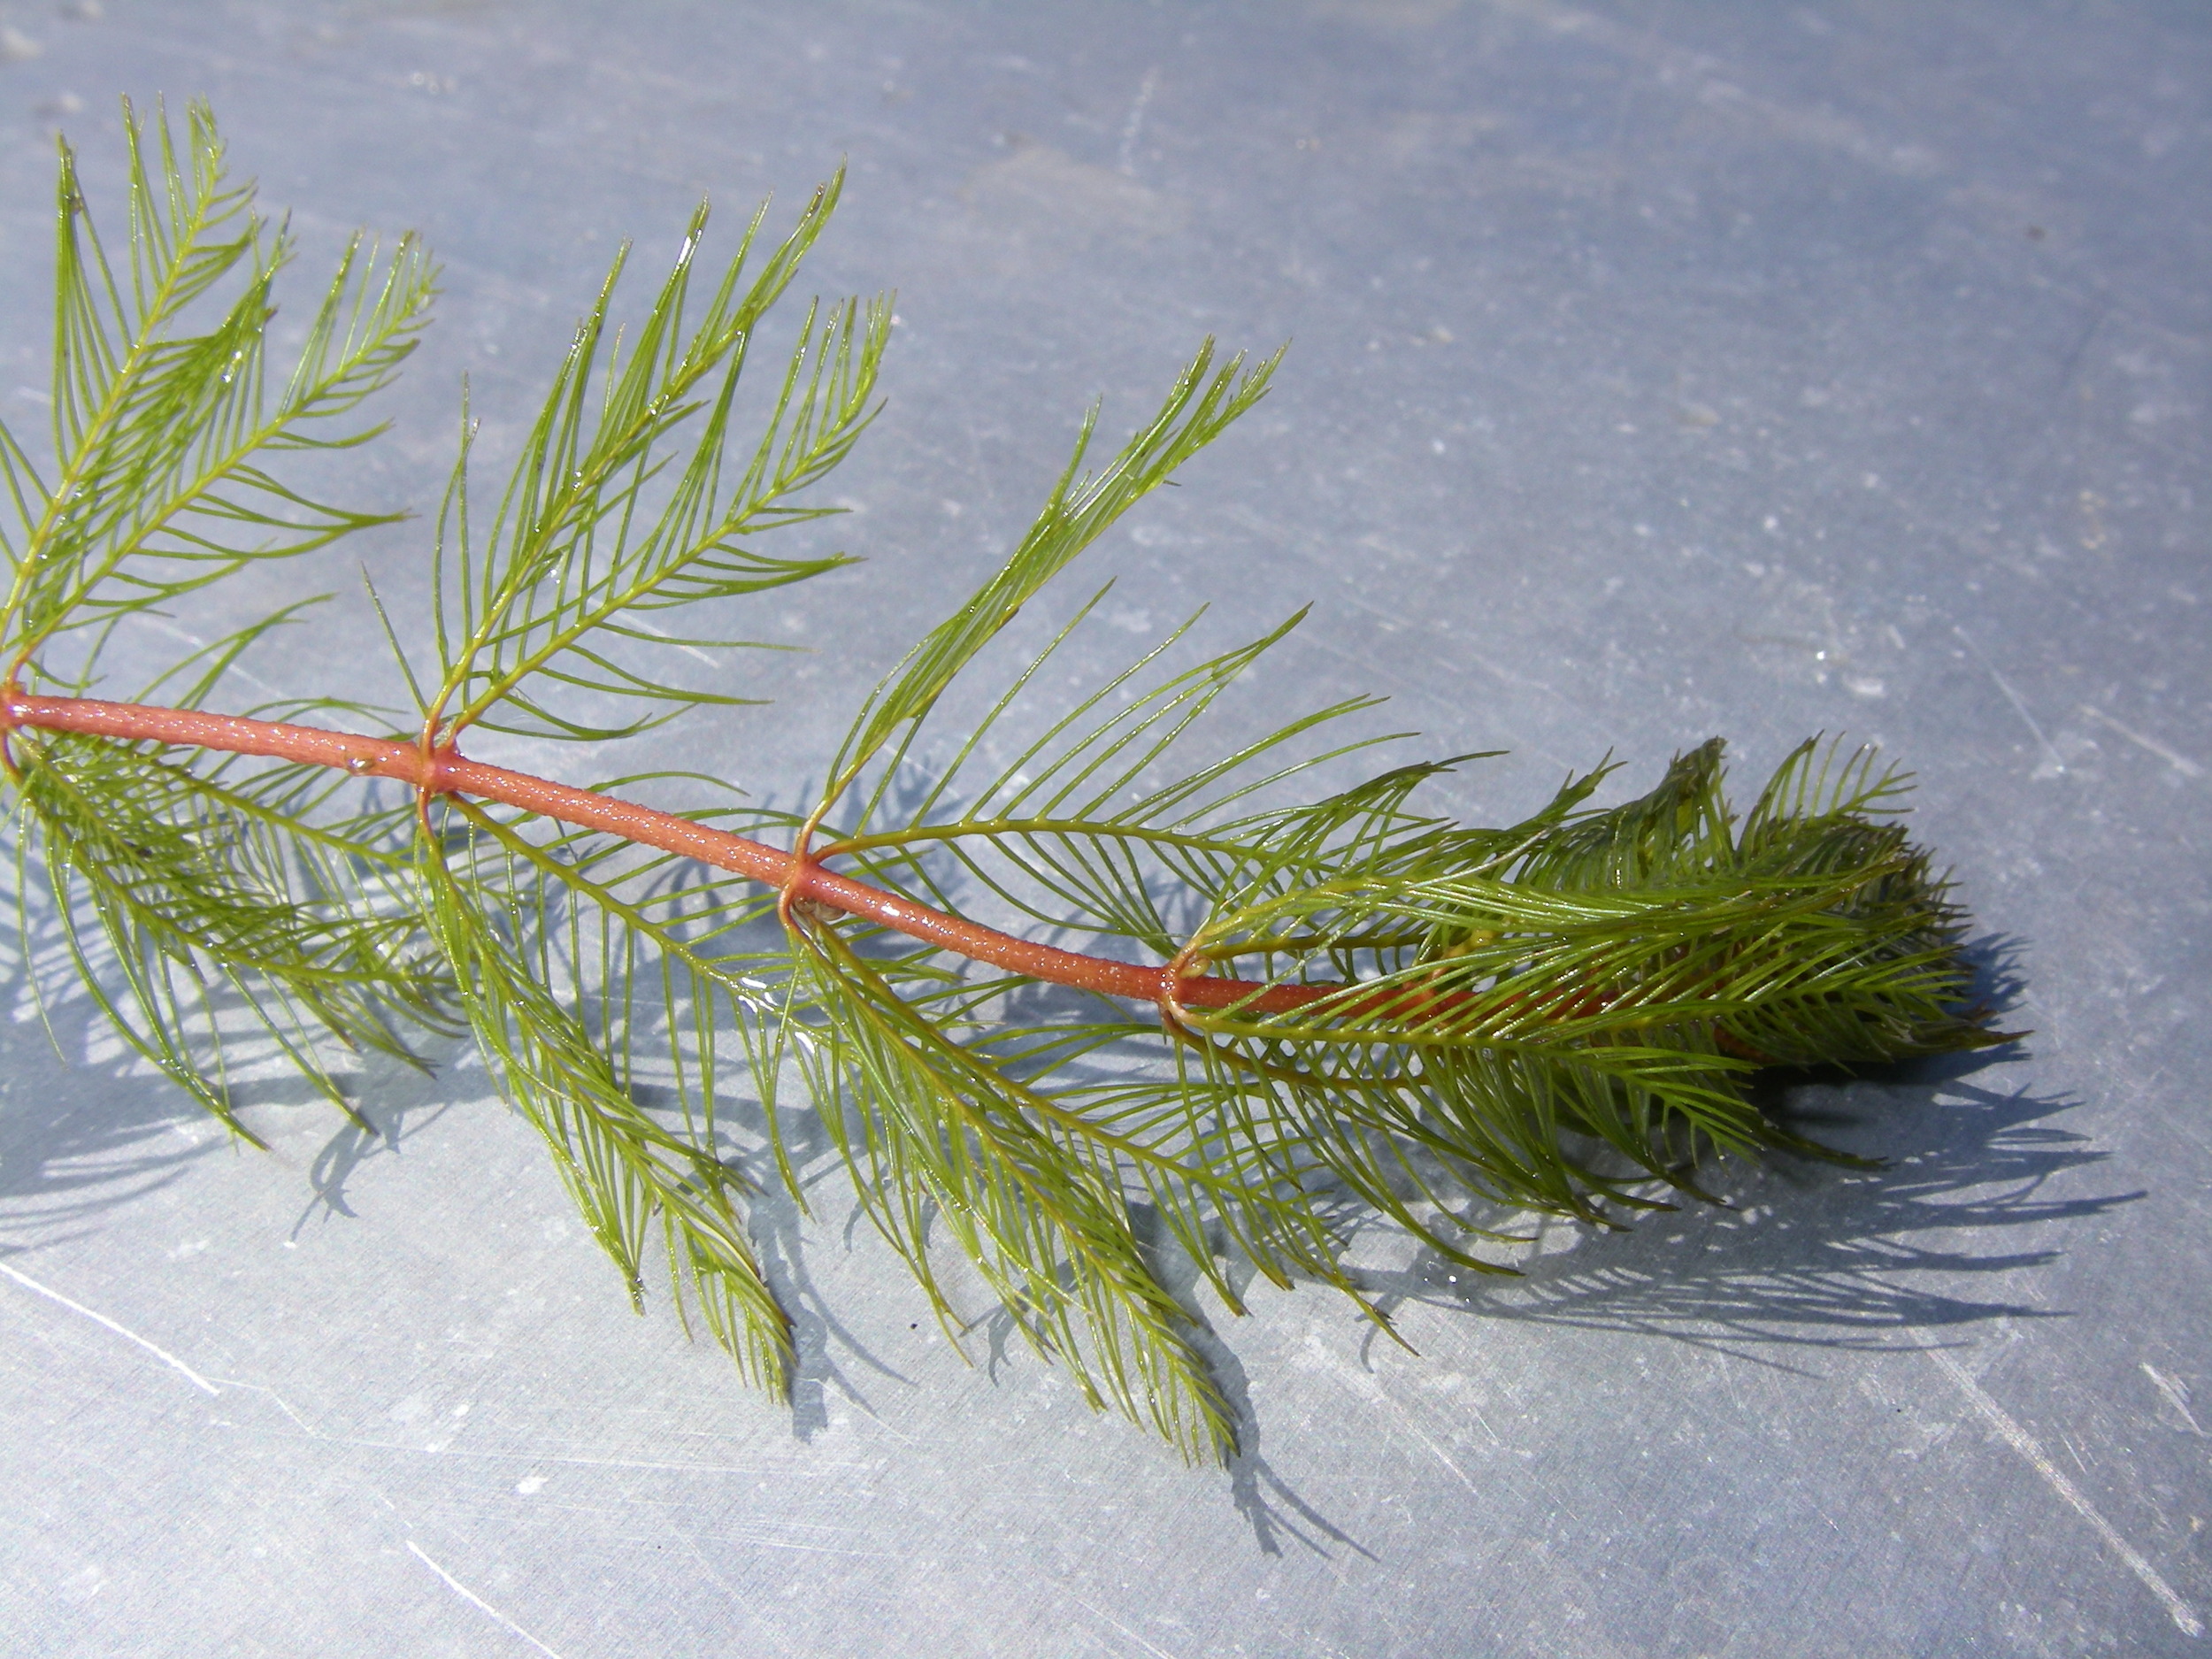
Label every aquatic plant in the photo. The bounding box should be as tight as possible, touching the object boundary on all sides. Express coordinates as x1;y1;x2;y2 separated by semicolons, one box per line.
0;103;2003;1458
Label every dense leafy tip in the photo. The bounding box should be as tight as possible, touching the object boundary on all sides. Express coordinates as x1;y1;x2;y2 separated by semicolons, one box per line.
795;602;2005;1449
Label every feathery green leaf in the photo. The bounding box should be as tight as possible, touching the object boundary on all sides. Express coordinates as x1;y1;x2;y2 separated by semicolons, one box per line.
0;97;434;693
424;176;883;746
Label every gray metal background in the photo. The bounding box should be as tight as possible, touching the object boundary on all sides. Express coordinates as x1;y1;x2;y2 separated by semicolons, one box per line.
3;3;2208;1655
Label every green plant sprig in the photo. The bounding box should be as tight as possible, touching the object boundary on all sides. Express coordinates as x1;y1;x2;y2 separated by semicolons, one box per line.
0;102;2008;1462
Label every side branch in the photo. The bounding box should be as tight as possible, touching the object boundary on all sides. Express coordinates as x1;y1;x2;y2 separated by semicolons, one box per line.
1;695;1333;1015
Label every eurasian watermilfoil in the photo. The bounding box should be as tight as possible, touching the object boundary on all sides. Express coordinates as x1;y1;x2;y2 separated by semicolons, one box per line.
0;102;2007;1460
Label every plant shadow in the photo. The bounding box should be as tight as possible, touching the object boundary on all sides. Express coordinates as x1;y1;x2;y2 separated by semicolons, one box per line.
1341;933;2100;1364
1356;1049;2121;1369
0;901;466;1253
4;767;2093;1565
0;982;335;1241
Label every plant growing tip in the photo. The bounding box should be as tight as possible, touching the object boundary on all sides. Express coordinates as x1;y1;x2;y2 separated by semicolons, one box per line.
0;100;2010;1463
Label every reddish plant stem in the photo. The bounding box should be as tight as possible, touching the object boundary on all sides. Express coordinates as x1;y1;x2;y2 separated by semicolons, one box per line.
3;695;1338;1016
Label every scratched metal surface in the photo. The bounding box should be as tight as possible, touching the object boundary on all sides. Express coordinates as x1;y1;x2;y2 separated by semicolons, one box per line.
2;3;2208;1655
